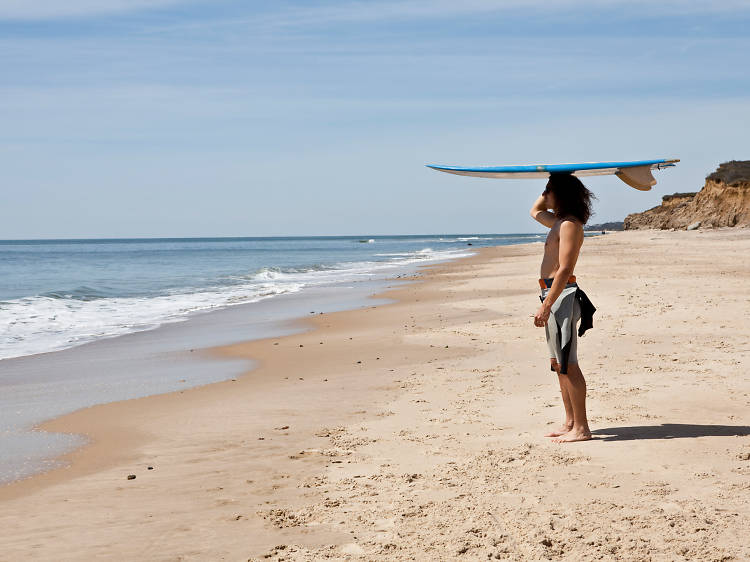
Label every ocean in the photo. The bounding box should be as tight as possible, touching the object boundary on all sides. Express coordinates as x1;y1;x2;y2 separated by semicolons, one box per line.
0;234;544;362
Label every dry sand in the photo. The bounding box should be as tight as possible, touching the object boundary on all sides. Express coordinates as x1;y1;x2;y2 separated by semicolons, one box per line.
1;229;749;561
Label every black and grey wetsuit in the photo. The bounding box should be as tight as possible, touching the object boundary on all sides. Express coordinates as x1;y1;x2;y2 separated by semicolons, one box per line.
540;279;596;374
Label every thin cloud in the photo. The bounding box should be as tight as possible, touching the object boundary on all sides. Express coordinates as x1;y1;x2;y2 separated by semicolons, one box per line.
292;0;750;23
2;0;749;22
134;0;750;37
0;0;190;20
235;0;750;27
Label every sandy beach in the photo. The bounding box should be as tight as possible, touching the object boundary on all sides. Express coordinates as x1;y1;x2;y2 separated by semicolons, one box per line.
1;228;749;561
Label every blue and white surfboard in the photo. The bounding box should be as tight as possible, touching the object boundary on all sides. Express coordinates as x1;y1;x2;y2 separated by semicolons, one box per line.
426;158;679;190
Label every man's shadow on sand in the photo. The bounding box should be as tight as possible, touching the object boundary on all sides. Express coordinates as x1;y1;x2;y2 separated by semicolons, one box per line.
592;423;750;441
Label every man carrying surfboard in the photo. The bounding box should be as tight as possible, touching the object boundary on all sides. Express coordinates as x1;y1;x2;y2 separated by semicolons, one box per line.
427;157;679;442
530;174;596;443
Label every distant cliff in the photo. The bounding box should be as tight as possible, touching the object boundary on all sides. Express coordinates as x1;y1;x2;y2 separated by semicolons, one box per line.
584;221;624;232
624;160;750;230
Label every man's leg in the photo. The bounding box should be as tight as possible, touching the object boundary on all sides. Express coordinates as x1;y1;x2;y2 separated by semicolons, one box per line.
544;359;575;437
543;319;575;436
553;362;592;443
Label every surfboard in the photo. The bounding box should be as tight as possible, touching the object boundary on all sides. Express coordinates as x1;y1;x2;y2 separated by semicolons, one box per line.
426;158;679;190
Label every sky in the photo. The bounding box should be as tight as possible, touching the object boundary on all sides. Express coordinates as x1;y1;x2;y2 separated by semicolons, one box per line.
1;0;749;238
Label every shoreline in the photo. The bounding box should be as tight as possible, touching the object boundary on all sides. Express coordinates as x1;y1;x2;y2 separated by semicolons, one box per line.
0;248;474;487
0;234;491;363
0;243;489;498
1;229;749;560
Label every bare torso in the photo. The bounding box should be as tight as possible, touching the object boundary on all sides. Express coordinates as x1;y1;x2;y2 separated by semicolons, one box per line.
540;218;583;279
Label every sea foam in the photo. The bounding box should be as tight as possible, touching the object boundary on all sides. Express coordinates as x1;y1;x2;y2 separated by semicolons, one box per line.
0;246;472;361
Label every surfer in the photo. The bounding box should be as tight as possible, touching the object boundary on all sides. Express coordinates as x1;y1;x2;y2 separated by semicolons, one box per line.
530;174;596;443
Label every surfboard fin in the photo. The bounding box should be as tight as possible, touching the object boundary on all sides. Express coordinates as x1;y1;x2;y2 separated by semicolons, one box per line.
615;165;656;191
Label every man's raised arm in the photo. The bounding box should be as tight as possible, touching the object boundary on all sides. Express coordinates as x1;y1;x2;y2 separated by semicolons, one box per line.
530;193;557;228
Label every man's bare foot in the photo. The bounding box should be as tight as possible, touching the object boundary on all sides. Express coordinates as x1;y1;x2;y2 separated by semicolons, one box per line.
544;423;573;437
552;428;592;443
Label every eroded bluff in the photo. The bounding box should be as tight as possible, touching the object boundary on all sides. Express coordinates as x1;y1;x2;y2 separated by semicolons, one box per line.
624;160;750;230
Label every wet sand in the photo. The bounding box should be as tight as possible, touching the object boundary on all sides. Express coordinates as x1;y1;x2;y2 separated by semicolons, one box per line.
0;277;399;485
1;229;749;560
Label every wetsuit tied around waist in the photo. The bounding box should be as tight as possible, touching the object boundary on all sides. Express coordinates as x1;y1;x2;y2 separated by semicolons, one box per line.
539;278;596;374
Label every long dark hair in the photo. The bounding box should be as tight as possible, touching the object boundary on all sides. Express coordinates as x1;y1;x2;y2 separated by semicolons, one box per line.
545;173;595;224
